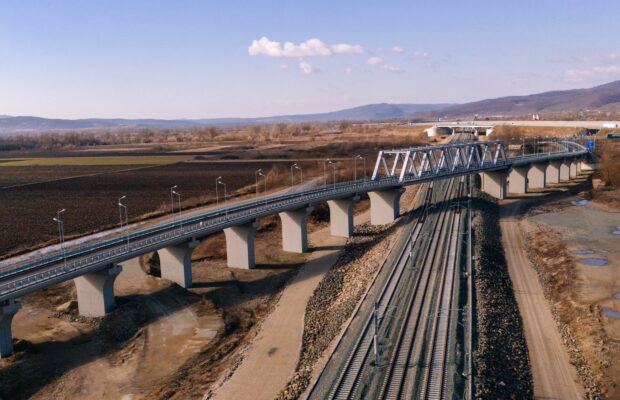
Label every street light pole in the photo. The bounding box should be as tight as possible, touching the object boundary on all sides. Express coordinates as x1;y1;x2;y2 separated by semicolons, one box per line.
52;208;67;268
323;159;330;186
290;163;297;189
294;164;302;186
255;169;262;197
118;195;129;249
217;177;228;219
172;190;182;231
170;185;178;224
328;160;336;190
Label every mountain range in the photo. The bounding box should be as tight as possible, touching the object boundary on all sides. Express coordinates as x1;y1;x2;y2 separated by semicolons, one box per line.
1;80;619;134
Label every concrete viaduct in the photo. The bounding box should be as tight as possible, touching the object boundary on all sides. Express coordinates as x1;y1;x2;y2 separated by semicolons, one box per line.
0;138;592;357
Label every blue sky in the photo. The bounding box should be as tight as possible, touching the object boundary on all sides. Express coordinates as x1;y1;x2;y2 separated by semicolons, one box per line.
1;0;619;119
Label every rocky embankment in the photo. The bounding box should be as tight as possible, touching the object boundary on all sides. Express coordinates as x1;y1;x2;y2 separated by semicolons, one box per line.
473;194;533;399
276;221;401;399
525;225;606;399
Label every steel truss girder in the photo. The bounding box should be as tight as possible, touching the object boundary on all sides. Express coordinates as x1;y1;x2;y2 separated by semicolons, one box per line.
372;140;508;182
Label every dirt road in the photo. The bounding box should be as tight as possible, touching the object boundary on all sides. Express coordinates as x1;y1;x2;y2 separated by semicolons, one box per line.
210;212;373;400
500;200;583;399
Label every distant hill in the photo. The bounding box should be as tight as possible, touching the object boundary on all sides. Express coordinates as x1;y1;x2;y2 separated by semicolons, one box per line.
3;79;620;134
0;103;452;134
426;80;620;118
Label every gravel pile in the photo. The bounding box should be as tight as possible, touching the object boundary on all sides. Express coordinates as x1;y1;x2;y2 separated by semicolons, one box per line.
277;221;399;400
473;194;534;399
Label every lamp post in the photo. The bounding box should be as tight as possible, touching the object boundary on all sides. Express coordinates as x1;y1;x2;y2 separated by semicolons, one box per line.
328;160;336;190
170;185;178;224
255;169;262;197
323;159;331;186
295;164;302;186
258;170;267;204
290;163;298;189
172;189;182;231
355;154;366;182
52;208;67;268
216;177;228;219
118;195;129;249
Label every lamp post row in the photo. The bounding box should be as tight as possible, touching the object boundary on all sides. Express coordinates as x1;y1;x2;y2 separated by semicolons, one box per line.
52;156;368;257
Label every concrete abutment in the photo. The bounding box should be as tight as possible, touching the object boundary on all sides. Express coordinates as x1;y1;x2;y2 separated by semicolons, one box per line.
327;196;359;238
528;163;546;189
546;161;561;184
368;188;405;225
158;240;199;288
0;299;21;358
480;170;507;199
224;219;259;269
508;166;528;195
74;264;122;317
279;206;312;253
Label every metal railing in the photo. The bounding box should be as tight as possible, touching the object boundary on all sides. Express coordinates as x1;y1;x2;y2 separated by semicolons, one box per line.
0;140;589;300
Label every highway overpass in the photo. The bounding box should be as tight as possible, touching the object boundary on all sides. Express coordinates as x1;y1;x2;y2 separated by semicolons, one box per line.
0;138;593;357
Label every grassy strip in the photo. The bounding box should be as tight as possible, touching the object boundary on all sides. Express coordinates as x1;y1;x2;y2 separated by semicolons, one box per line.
472;193;533;399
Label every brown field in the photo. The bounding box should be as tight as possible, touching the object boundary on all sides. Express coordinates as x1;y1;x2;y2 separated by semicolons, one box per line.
0;125;428;259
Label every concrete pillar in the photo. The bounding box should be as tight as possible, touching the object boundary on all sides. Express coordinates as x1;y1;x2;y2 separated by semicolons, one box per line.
560;162;571;182
528;163;546;189
279;206;313;253
480;170;507;199
368;188;405;225
580;159;595;172
0;299;21;358
570;160;578;178
508;166;528;195
327;196;359;238
224;219;259;269
74;264;122;317
546;162;561;184
158;240;199;288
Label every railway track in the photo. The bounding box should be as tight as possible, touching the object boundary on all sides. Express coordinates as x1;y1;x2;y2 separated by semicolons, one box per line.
325;182;435;400
377;177;462;400
309;134;471;400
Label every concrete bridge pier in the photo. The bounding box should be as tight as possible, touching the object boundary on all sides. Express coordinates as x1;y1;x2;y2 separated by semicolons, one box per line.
327;196;359;238
0;299;21;358
580;158;595;172
224;219;260;269
159;240;199;288
560;161;571;182
508;166;529;195
546;161;561;184
279;206;313;253
480;171;507;199
528;163;546;189
570;160;579;179
368;187;405;225
74;264;122;317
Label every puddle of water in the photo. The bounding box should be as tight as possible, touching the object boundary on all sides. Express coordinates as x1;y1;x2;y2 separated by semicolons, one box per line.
602;307;620;320
593;248;609;254
574;250;594;255
614;293;620;300
571;199;588;206
580;258;609;266
613;229;620;236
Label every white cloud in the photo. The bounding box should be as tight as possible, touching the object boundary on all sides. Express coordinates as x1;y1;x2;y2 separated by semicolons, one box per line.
248;37;363;58
383;64;403;73
280;64;289;69
391;46;405;53
331;43;364;54
345;66;353;74
299;61;315;75
565;65;620;82
367;56;383;65
412;51;430;58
